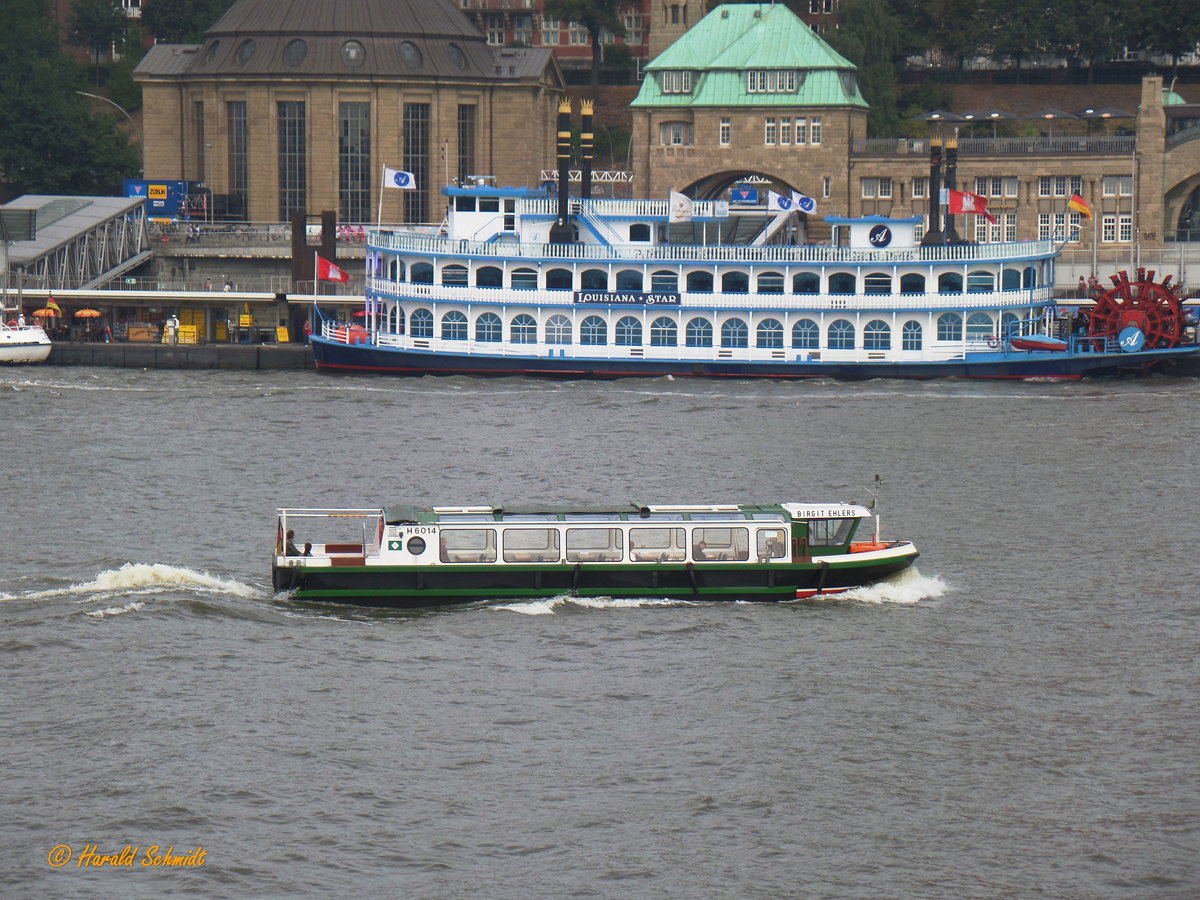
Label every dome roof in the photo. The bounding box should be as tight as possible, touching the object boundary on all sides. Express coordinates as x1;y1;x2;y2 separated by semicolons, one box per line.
189;0;500;79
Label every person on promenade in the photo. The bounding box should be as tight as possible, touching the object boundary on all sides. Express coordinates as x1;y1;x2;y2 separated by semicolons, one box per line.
166;313;180;344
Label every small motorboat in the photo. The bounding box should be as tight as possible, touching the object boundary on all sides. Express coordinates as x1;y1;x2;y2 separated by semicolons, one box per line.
1008;334;1068;352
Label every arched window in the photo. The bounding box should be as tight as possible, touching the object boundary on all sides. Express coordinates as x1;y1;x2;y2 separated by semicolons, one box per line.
901;320;922;350
387;258;405;281
441;310;468;340
829;272;856;294
510;314;537;343
410;308;434;337
756;318;784;348
477;265;503;287
864;319;891;350
793;272;820;294
615;316;642;346
686;271;713;293
1002;269;1022;290
581;268;608;290
616;269;642;291
685;317;712;347
1001;311;1020;337
966;270;995;293
411;262;433;284
545;314;572;344
966;312;995;339
546;268;572;290
511;267;538;290
1022;265;1036;288
580;315;607;345
937;312;963;341
475;312;502;342
441;264;468;286
864;273;891;294
792;319;819;349
757;272;784;294
938;272;963;293
828;319;855;349
629;223;651;242
650;270;678;292
650;317;677;346
900;273;925;294
721;271;749;293
721;317;749;347
387;306;406;334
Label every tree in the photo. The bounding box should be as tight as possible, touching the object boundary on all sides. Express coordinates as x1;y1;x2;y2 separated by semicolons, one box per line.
542;0;624;93
1127;0;1200;78
142;0;238;43
68;0;128;83
108;23;148;114
826;0;904;137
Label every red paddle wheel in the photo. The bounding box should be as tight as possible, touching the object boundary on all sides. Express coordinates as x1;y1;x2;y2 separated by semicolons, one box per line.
1088;268;1185;348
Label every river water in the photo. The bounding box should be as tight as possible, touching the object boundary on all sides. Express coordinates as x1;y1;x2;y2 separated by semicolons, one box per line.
2;368;1197;899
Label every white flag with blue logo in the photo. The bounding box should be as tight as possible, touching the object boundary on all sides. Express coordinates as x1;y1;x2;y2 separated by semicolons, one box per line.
668;190;694;223
767;190;793;212
383;167;417;190
792;191;817;214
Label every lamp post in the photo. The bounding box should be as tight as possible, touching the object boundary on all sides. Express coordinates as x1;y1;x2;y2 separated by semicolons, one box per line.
76;90;141;172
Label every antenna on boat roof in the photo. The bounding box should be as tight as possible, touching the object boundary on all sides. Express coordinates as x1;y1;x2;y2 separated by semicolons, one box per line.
865;475;883;542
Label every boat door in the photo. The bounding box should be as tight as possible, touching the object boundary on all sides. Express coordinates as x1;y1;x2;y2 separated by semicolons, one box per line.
791;521;810;562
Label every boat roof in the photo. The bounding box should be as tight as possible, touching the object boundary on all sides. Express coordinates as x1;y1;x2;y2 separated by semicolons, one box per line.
382;502;870;524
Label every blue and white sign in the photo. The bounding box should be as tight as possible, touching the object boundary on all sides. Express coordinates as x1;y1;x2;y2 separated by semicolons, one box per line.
730;187;758;205
574;291;681;306
868;224;893;248
1118;325;1146;352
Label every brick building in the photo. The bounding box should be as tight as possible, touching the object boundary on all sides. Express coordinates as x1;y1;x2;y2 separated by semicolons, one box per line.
133;0;565;224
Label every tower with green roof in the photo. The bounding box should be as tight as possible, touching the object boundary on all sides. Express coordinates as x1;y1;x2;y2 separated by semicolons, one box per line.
630;2;868;204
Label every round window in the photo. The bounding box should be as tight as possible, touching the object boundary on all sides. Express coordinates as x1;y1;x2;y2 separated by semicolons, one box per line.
399;41;423;69
341;40;366;67
447;43;466;70
407;536;426;555
283;39;308;67
236;39;256;65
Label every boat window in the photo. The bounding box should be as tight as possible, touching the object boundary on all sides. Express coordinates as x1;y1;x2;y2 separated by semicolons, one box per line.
564;514;620;521
441;311;468;341
900;273;925;294
454;196;477;212
686;271;713;293
566;528;623;562
721;318;749;348
479;197;500;212
502;528;560;562
411;262;433;284
807;518;856;547
966;270;995;292
616;316;642;346
864;319;891;350
756;528;787;559
650;270;678;291
828;319;855;349
581;268;608;290
546;268;572;290
685;317;712;347
757;272;784;294
792;319;819;349
505;515;558;521
387;306;405;335
756;318;783;348
476;265;503;287
387;258;405;281
510;314;537;343
616;269;643;291
511;267;538;290
937;272;963;293
966;312;995;339
864;273;891;294
1022;265;1036;288
1002;269;1022;290
407;536;426;555
410;308;434;337
1001;312;1020;337
441;264;468;285
692;527;749;561
629;224;651;242
637;513;684;521
936;312;963;341
545;315;572;344
580;315;607;345
650;317;678;346
793;272;820;294
630;527;686;561
721;271;749;293
438;515;493;522
829;272;856;294
475;313;502;342
902;320;922;350
440;529;497;563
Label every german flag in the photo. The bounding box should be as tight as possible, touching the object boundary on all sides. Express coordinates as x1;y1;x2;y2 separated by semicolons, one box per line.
46;295;61;314
1067;192;1093;219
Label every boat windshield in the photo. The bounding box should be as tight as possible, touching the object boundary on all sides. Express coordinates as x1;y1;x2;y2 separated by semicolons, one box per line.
806;518;857;548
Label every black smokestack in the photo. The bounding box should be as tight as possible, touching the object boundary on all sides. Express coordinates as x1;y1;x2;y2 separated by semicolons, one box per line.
920;136;943;246
581;98;594;200
549;99;573;243
944;129;962;243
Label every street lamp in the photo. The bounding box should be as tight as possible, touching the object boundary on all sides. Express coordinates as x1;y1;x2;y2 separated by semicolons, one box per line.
76;90;142;172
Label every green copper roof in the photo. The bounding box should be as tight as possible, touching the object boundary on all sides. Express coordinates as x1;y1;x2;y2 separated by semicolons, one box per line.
632;3;866;109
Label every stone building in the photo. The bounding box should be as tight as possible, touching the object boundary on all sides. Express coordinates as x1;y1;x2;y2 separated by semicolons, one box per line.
133;0;565;225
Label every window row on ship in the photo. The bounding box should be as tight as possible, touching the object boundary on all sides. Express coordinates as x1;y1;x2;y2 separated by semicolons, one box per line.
371;259;1047;294
368;307;1025;348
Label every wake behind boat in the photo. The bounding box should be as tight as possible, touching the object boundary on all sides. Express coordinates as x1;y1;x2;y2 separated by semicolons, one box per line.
272;499;919;609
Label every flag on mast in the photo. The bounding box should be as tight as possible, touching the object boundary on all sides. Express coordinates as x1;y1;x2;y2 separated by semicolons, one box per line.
767;190;794;212
316;254;350;284
1067;192;1094;219
948;189;997;224
382;167;417;189
668;190;694;223
792;191;817;214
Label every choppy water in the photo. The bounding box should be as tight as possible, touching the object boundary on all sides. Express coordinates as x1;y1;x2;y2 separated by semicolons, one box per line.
2;368;1197;898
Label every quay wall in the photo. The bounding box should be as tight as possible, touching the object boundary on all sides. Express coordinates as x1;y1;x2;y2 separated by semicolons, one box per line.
47;342;314;370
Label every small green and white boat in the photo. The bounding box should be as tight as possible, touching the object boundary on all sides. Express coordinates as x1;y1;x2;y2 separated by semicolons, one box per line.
272;499;919;608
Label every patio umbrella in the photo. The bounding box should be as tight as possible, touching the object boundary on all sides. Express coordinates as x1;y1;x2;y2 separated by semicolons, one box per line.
963;109;1017;136
32;308;60;317
352;310;368;317
74;308;102;317
1035;109;1077;136
911;109;967;123
1076;106;1133;119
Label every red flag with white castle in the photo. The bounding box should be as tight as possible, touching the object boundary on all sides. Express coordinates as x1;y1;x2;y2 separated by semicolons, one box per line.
948;189;997;224
316;255;349;284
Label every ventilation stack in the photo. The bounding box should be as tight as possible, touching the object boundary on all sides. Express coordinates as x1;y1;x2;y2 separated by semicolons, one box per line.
549;99;574;244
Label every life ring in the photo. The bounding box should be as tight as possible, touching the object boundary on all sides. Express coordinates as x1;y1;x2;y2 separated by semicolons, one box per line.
6;320;17;327
986;336;1001;349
